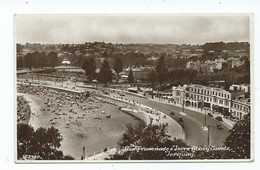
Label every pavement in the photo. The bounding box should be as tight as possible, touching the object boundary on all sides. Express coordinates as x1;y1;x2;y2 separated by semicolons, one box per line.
86;148;117;160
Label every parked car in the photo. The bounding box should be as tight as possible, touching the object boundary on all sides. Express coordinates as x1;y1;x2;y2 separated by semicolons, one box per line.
216;116;223;121
178;117;184;122
92;79;98;83
217;124;224;130
208;113;213;117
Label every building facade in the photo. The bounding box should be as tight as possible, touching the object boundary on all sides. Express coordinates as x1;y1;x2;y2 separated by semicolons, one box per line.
122;66;154;80
172;84;250;120
231;98;250;120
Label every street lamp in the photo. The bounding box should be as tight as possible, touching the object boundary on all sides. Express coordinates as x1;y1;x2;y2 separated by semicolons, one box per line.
206;125;215;147
204;107;207;126
82;147;85;160
182;88;185;112
151;88;154;99
182;96;185;112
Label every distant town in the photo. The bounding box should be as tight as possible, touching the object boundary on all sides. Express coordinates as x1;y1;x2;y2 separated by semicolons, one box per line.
17;41;250;120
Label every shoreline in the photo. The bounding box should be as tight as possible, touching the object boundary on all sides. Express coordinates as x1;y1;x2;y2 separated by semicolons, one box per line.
17;94;31;125
17;93;42;129
16;85;141;160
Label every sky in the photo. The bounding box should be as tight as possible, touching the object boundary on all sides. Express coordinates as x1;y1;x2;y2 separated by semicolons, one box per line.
15;14;251;44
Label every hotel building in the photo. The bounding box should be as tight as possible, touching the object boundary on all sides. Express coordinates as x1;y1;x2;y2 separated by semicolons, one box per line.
172;84;250;120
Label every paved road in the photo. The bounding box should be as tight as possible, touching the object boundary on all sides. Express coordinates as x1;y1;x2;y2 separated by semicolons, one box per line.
110;92;230;147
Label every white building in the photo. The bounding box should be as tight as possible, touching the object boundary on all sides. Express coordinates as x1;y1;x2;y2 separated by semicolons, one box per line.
231;97;250;120
230;84;250;93
61;60;71;65
172;84;250;120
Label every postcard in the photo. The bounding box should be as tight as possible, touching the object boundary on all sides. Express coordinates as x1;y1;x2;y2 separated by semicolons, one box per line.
15;14;253;162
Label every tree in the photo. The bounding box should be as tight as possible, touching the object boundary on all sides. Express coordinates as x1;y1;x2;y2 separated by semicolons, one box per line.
113;58;123;81
17;123;34;156
17;124;74;160
156;56;168;85
108;114;251;160
38;52;47;68
224;113;251;159
31;51;41;68
243;58;250;72
148;70;157;98
47;51;58;68
148;70;157;87
108;123;189;160
17;57;24;69
223;81;231;91
24;53;34;70
82;57;97;81
193;113;251;159
98;59;112;86
73;54;84;67
127;69;134;83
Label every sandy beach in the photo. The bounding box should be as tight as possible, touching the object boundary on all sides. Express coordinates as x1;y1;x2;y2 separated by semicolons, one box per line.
17;85;140;159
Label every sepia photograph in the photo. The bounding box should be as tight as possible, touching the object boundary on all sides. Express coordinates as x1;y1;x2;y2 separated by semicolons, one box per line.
15;14;253;162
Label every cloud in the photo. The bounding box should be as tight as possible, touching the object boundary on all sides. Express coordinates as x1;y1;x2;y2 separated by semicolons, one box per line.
15;14;250;44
